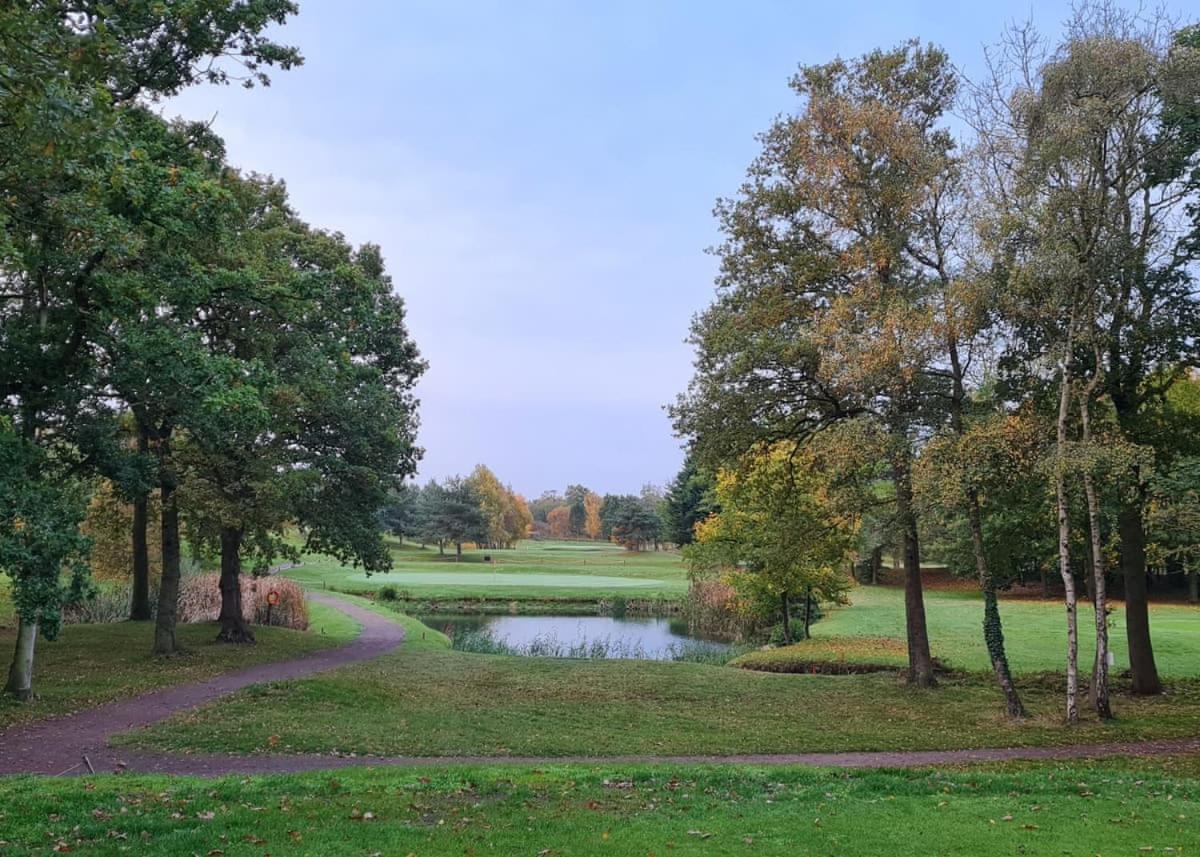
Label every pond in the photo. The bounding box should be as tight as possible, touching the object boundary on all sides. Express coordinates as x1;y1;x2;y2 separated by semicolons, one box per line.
418;613;730;661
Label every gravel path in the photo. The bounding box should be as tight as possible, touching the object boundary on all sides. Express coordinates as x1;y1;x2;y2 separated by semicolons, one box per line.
2;596;1197;777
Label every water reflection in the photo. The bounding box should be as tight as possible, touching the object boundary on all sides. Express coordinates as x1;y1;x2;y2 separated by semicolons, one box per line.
418;614;729;660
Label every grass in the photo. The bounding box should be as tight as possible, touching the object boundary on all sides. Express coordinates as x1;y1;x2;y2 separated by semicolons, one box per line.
0;598;358;732
284;538;689;602
791;585;1200;676
117;609;1200;757
0;761;1196;855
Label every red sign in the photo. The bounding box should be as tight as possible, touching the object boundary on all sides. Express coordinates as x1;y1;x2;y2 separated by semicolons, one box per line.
267;590;280;606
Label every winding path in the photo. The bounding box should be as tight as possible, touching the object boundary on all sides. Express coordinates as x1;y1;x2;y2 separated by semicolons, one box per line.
1;594;1197;777
0;593;404;776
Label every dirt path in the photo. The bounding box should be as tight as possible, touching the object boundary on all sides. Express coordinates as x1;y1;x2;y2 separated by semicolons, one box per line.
0;593;404;776
2;596;1197;777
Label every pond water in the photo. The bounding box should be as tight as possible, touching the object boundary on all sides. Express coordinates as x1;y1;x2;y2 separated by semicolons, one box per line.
418;614;729;660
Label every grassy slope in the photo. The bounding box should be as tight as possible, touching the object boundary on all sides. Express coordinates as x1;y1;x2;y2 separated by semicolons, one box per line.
285;538;689;601
119;612;1200;756
0;762;1195;855
740;585;1200;676
0;599;357;731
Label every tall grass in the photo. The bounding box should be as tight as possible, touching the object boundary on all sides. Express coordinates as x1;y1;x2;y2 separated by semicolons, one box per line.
62;574;308;630
179;573;309;629
63;583;153;625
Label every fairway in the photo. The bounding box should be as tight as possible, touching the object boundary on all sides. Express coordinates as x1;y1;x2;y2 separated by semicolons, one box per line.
284;538;689;601
817;585;1200;677
332;571;670;589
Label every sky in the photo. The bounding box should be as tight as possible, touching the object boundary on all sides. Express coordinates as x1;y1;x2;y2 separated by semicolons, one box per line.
164;0;1083;498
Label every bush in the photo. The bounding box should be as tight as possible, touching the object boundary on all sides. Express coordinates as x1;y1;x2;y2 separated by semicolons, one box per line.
378;585;398;602
178;573;309;630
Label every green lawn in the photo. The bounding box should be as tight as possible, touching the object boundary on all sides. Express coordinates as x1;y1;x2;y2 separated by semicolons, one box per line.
0;761;1195;855
285;538;689;601
118;604;1200;757
750;585;1200;677
0;599;357;731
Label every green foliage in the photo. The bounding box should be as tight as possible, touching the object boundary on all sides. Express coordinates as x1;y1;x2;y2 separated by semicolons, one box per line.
0;426;92;642
662;454;717;546
685;443;854;637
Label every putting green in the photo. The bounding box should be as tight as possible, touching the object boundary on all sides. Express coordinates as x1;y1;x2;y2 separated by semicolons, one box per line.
339;572;668;589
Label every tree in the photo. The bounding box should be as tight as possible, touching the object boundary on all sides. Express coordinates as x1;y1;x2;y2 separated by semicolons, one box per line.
673;42;957;686
0;425;91;699
608;496;661;552
584;491;604;540
1;2;302;679
424;477;487;559
598;495;622;541
80;480;162;585
470;465;510;549
378;484;418;541
546;505;573;540
501;489;533;547
662;454;717;546
685;443;854;643
976;9;1200;701
565;484;589;537
918;411;1052;717
529;491;564;524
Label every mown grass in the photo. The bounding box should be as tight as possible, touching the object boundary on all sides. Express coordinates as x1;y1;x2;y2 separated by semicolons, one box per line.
117;614;1200;757
0;761;1195;855
751;585;1200;677
285;537;689;601
0;599;357;732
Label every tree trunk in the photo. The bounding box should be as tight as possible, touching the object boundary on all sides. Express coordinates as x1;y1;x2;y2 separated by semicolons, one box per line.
870;546;882;585
780;591;791;644
216;527;255;644
1189;570;1199;604
4;619;38;701
894;452;935;688
455;541;462;560
1054;355;1079;725
803;587;813;640
1079;391;1113;719
129;426;153;621
1119;502;1162;695
153;476;182;656
968;489;1026;717
130;491;152;620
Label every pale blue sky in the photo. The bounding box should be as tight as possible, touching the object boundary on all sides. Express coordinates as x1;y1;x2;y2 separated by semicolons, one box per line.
165;0;1080;497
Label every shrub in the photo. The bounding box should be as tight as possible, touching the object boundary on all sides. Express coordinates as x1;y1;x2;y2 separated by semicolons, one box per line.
378;585;398;602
